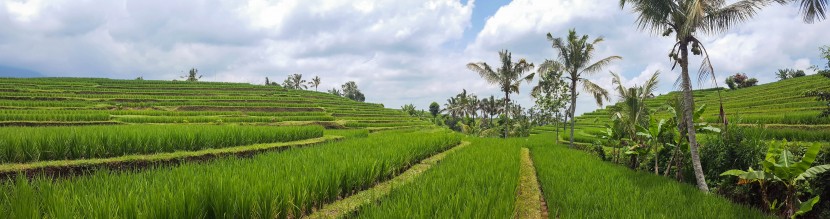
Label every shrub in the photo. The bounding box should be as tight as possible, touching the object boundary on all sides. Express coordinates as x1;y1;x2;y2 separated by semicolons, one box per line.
819;69;830;78
725;73;758;90
700;125;767;203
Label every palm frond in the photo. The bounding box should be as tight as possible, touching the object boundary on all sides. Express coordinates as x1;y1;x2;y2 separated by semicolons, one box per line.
582;56;623;75
701;0;767;34
581;79;610;107
610;71;628;98
641;70;661;99
467;62;501;84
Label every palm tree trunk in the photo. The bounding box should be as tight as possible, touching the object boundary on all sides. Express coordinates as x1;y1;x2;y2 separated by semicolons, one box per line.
504;92;510;138
569;78;577;148
679;42;709;193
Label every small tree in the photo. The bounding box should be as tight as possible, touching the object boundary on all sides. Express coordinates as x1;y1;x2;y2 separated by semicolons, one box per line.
401;104;417;116
181;68;202;82
342;81;365;102
309;76;321;91
806;90;830;117
776;69;807;81
265;77;270;85
726;73;759;90
282;74;307;90
429;102;440;117
327;88;343;97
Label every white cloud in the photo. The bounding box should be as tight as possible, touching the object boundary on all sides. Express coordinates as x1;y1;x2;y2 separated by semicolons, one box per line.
0;0;828;115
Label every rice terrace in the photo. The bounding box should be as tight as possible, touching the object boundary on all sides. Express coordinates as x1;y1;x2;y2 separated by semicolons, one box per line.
2;0;830;218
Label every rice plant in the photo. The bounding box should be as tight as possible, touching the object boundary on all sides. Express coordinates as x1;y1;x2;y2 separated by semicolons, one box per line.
528;134;770;218
351;137;521;218
0;130;461;218
0;125;324;163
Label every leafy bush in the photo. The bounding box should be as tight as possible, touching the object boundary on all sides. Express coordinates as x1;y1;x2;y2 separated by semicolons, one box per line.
776;68;806;81
725;73;759;90
700;125;767;203
806;90;830;118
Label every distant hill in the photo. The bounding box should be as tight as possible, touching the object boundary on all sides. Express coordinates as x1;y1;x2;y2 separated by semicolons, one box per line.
0;66;43;78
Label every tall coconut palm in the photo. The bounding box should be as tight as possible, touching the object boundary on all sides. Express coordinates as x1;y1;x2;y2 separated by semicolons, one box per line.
547;29;620;148
619;0;769;192
309;76;321;91
467;50;535;138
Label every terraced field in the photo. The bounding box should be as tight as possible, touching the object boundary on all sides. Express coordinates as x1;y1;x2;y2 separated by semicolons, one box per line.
0;78;429;129
0;78;776;218
543;74;830;145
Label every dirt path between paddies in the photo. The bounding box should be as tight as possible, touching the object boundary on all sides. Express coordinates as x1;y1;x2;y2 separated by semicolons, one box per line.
515;147;548;219
0;135;343;181
304;141;471;219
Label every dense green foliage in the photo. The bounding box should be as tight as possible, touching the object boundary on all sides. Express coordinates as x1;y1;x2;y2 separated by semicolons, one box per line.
0;125;324;163
0;130;461;218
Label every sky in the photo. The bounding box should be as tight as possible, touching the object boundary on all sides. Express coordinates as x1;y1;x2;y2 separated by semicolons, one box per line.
1;0;829;116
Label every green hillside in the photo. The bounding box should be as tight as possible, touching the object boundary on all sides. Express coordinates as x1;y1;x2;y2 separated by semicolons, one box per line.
554;74;830;144
0;77;429;129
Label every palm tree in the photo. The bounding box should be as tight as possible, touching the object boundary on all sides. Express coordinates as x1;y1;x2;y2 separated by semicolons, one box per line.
610;71;660;142
309;76;321;91
467;50;535;138
619;0;768;192
283;74;308;90
481;95;500;126
444;96;463;118
609;71;660;170
547;29;620;148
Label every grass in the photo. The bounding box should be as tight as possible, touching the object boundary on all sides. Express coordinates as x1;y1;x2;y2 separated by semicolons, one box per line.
529;134;770;218
0;135;342;174
350;137;521;218
0;130;461;218
0;125;324;163
307;141;470;219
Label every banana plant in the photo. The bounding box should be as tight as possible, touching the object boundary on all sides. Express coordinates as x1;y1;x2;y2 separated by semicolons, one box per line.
722;140;830;218
637;118;668;174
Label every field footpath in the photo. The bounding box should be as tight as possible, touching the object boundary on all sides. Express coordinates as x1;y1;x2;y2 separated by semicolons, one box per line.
0;135;343;180
305;141;471;219
515;148;547;219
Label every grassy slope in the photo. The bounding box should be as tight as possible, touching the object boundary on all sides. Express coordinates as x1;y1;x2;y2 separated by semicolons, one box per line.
0;77;428;128
544;74;830;144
